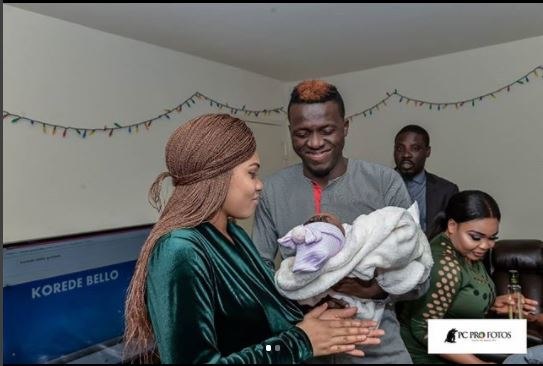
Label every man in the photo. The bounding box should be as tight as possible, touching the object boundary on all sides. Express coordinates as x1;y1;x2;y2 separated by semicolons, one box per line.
393;125;459;238
253;80;427;364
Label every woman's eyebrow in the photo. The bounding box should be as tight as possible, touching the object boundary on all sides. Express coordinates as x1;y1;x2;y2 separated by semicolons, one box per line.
468;230;499;237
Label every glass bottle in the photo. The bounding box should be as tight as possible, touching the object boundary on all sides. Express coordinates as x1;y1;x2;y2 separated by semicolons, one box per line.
507;270;523;319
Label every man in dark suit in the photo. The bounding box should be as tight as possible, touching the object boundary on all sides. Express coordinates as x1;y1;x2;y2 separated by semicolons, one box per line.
393;124;459;238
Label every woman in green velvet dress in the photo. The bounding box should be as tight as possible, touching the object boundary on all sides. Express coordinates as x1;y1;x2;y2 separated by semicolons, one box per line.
123;114;383;364
398;190;538;364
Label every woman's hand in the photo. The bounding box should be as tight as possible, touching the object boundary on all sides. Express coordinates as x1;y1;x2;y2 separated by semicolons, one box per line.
318;305;385;356
296;303;384;357
490;294;539;317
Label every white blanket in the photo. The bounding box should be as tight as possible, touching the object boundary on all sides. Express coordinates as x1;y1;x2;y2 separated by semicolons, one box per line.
275;203;433;302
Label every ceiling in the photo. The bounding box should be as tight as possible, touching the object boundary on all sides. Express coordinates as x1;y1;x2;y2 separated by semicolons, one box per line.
8;3;543;81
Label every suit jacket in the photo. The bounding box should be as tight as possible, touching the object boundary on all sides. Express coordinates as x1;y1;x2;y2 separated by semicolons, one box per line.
425;171;459;237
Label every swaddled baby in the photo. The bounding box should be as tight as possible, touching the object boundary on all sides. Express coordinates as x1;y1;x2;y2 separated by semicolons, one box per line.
276;212;388;323
275;203;433;325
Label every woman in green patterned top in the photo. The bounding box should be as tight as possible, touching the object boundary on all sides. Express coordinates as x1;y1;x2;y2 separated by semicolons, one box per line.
398;190;538;364
123;114;383;364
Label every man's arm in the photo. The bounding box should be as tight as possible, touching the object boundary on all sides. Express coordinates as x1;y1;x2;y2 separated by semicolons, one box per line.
386;170;430;302
383;168;412;209
252;188;280;271
383;168;430;301
389;275;430;302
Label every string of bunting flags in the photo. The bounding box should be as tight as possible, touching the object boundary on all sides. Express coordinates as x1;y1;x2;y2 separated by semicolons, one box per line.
3;65;542;138
345;65;542;121
2;92;285;138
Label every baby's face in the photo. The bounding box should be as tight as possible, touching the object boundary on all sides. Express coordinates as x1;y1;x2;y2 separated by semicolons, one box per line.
305;212;344;235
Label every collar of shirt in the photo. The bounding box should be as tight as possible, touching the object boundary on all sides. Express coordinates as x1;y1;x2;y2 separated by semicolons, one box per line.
405;170;426;185
302;158;350;188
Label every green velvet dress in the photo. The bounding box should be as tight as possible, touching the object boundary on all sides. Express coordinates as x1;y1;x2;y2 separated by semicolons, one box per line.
146;221;313;364
398;233;496;364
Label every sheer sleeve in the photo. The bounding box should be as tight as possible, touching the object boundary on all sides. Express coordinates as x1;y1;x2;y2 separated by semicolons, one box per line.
405;245;462;347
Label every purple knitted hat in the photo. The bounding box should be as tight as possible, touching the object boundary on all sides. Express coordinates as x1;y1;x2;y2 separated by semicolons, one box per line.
278;222;345;272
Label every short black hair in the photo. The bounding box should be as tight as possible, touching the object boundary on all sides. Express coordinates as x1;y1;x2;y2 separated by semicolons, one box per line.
395;124;430;147
288;80;345;120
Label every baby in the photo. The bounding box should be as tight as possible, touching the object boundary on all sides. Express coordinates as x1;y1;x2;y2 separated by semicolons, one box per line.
277;213;346;273
274;203;433;325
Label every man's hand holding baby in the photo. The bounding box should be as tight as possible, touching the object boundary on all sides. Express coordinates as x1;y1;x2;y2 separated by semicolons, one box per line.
332;277;388;300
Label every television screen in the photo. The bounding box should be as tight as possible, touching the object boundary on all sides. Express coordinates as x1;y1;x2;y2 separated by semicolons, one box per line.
3;224;153;364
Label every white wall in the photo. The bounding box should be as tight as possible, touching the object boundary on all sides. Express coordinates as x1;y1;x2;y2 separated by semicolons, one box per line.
5;5;542;244
3;5;288;243
285;36;543;240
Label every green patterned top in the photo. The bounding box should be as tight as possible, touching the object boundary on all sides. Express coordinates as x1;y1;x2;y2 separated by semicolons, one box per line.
398;233;496;364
